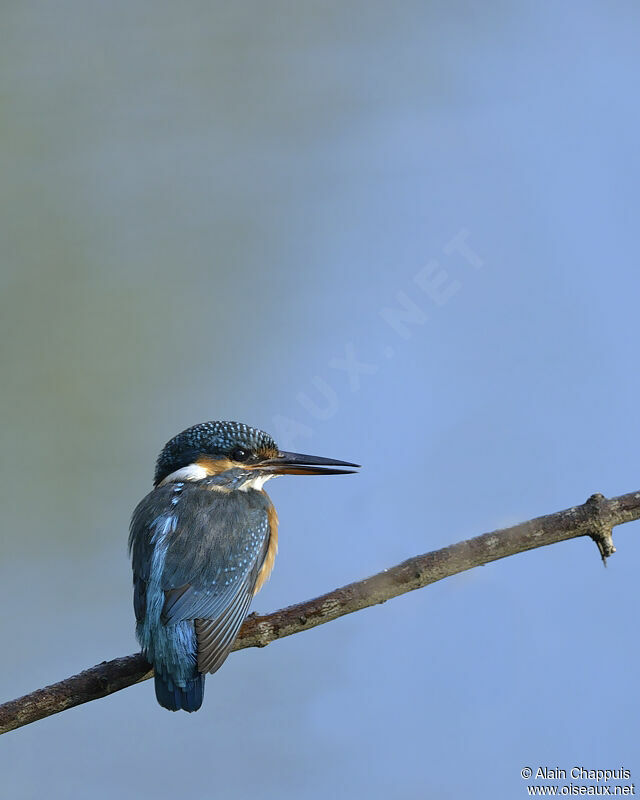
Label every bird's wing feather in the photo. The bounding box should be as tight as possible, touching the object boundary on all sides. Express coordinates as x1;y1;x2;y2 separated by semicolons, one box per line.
195;587;255;673
133;574;147;622
129;482;272;674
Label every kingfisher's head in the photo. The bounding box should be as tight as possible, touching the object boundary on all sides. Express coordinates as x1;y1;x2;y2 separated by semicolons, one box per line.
154;420;359;490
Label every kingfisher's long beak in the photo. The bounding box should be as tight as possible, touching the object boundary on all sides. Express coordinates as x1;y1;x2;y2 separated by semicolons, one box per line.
259;451;360;476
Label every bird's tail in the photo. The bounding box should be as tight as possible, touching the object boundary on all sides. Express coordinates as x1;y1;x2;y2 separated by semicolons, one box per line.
154;671;205;712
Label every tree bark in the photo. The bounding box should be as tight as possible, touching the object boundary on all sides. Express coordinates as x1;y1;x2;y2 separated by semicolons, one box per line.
1;490;636;735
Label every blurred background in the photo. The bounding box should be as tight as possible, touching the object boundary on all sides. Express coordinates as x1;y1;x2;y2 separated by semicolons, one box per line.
1;2;639;797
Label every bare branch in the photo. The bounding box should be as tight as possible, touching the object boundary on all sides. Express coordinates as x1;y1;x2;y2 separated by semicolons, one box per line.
1;489;638;735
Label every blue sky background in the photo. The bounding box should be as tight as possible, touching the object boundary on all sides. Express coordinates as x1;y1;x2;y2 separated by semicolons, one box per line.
1;2;639;798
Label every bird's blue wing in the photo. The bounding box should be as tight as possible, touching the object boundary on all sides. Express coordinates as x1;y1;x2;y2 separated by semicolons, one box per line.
195;586;256;673
129;482;273;674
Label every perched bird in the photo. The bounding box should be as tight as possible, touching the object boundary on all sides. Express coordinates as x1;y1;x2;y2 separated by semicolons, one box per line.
129;420;359;712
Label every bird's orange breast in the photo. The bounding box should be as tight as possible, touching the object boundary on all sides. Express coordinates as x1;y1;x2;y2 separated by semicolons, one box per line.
254;497;278;594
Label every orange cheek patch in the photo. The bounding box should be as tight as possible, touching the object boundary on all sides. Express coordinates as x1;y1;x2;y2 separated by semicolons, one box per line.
195;456;235;475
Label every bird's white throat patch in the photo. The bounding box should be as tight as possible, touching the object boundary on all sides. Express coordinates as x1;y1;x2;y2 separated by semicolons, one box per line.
159;463;275;491
159;463;209;485
237;473;274;492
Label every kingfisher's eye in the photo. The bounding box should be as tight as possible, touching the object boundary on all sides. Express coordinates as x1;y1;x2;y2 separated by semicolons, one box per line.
232;447;249;461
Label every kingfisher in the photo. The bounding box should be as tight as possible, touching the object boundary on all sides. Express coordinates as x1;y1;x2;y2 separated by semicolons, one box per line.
129;420;359;712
